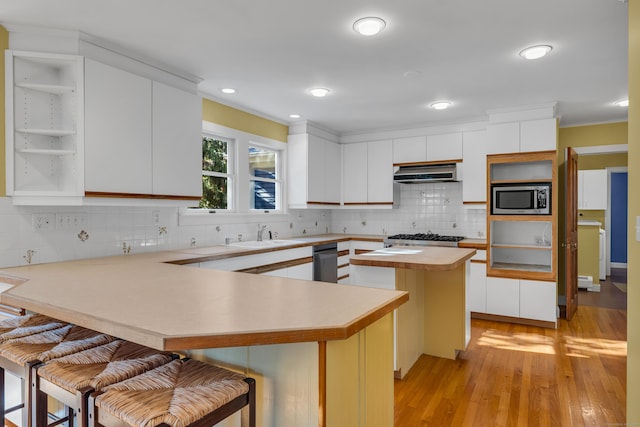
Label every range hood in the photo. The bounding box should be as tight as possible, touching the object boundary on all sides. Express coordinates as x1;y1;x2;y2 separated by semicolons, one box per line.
393;163;459;184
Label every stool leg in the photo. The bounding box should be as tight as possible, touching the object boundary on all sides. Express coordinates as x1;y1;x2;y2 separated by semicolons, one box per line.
241;378;256;427
0;366;5;422
31;364;48;427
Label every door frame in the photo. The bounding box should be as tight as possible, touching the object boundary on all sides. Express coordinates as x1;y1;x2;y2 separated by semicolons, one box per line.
605;166;629;274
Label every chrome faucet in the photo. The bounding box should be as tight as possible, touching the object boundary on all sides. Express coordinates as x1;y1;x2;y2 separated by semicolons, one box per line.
257;224;267;241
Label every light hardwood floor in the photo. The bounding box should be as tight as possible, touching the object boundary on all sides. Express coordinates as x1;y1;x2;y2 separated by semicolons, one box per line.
395;305;627;426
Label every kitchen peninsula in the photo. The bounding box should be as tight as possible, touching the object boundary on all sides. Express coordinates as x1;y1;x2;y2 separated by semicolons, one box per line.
0;242;407;427
350;246;476;378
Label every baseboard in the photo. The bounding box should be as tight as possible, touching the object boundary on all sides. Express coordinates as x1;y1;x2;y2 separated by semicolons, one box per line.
471;312;556;329
611;262;628;269
588;283;601;292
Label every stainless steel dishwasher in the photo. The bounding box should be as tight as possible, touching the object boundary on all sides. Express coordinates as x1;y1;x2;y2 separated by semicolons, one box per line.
312;243;338;282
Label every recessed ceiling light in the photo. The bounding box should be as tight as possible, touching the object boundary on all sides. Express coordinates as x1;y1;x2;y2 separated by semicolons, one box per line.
309;88;331;97
519;45;553;60
615;99;629;107
220;88;236;94
430;101;452;110
289;114;302;119
353;17;386;36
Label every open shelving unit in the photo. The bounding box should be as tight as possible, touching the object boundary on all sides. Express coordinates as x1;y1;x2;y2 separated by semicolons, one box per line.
486;151;557;281
5;50;84;199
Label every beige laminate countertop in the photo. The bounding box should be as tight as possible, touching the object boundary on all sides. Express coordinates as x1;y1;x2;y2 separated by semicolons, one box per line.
0;234;406;352
350;246;477;270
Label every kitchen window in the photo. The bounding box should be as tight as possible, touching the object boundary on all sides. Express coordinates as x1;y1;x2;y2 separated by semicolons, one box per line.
249;145;280;210
200;135;234;210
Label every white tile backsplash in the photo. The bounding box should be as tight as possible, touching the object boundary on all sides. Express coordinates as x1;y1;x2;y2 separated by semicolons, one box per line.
331;182;486;238
0;184;484;268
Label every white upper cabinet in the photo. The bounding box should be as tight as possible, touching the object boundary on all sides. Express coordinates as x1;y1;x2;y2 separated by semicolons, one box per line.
462;130;489;204
488;118;557;154
392;136;426;164
342;140;394;207
487;122;519;154
367;140;394;204
520;119;557;152
578;169;608;210
85;59;201;200
393;133;462;165
288;133;341;208
342;142;368;204
426;133;463;161
152;81;202;198
5;50;85;204
85;59;153;194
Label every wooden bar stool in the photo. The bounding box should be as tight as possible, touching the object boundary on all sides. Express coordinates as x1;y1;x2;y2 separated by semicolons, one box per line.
88;358;256;427
33;339;175;427
0;314;67;424
0;323;113;427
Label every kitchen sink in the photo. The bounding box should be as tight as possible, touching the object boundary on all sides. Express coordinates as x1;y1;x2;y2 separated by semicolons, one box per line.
228;239;304;249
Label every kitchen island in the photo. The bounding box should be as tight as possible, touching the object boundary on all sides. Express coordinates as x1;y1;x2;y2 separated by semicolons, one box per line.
350;246;476;378
0;245;407;427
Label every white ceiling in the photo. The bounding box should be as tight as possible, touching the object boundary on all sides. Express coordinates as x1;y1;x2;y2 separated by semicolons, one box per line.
0;0;629;136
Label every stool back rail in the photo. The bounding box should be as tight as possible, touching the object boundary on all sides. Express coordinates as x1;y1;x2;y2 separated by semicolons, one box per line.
88;359;256;427
32;339;175;427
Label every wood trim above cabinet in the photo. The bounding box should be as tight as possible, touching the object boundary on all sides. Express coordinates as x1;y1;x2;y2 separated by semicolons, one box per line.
393;159;463;167
85;191;201;201
471;312;555;329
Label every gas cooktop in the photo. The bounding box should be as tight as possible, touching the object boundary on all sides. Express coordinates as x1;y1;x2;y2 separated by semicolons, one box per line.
384;233;465;247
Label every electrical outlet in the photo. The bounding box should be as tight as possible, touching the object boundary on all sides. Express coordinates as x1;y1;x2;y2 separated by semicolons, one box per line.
152;210;160;225
55;213;88;230
32;213;55;232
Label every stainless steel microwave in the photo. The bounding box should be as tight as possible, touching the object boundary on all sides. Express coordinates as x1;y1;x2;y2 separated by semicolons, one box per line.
491;183;551;215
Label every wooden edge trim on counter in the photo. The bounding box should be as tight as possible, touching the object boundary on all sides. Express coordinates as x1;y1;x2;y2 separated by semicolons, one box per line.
236;257;313;274
487;270;557;282
471;312;556;329
0;274;29;286
463;201;486;205
162;293;409;351
85;191;201;201
458;241;487;250
318;341;327;427
337;250;350;258
393;159;463;167
354;249;374;255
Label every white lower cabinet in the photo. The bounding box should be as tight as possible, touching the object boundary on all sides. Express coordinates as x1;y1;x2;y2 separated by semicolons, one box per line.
485;276;557;324
198;247;312;272
469;261;487;313
262;263;313;280
486;277;520;318
519;279;557;322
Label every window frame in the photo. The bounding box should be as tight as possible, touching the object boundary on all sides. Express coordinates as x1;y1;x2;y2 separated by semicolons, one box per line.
248;143;282;212
200;133;235;212
180;121;288;222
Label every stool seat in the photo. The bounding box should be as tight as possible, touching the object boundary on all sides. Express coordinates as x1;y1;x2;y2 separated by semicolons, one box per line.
91;358;255;427
0;324;113;365
33;339;175;427
36;339;174;394
0;313;66;343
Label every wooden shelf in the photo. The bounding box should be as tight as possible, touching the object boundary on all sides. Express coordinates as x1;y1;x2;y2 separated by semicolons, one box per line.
16;128;76;137
491;243;551;250
489;215;552;222
15;82;75;95
490;262;552;273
